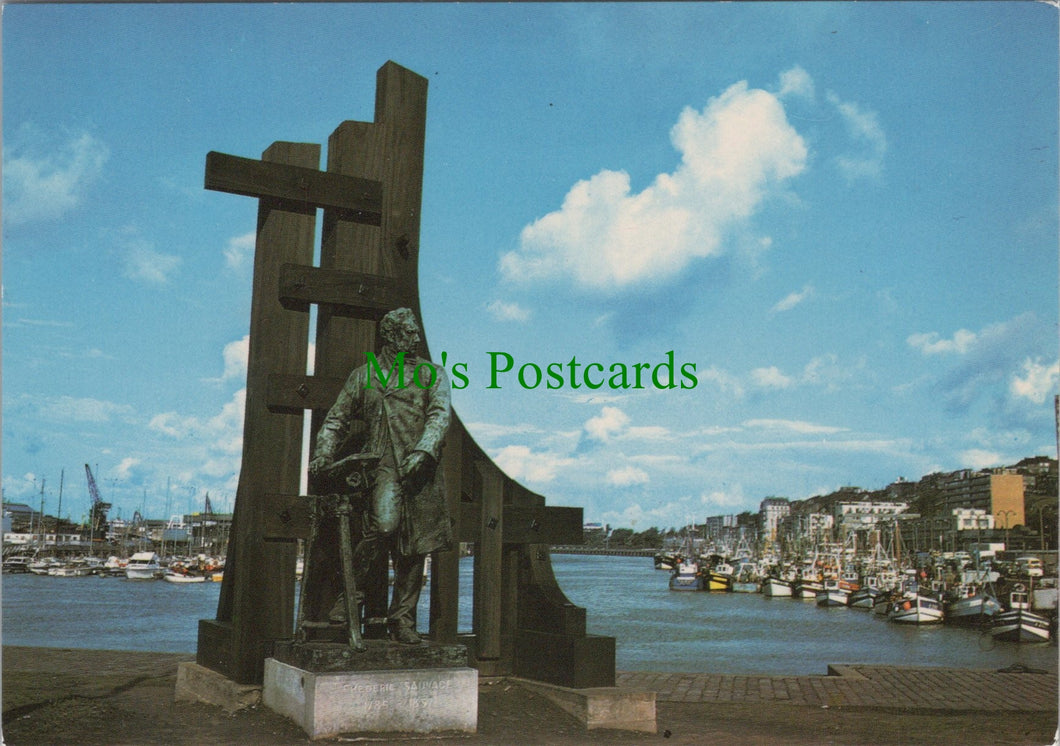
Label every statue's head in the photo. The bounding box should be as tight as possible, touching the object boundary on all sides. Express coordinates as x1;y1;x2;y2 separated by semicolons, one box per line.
379;307;422;355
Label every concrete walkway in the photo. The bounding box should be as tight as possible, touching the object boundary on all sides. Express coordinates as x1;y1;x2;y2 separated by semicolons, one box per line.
618;663;1058;710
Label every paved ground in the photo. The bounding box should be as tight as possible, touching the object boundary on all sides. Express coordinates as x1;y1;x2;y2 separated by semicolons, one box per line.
3;646;1058;745
619;663;1059;710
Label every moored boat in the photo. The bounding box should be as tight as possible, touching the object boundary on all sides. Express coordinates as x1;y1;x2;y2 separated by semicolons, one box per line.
706;561;734;593
991;585;1051;643
163;569;207;583
2;555;32;574
887;591;943;625
815;577;849;607
794;574;823;600
943;584;1003;627
27;557;62;575
762;574;794;598
668;560;704;591
731;562;760;593
125;551;162;580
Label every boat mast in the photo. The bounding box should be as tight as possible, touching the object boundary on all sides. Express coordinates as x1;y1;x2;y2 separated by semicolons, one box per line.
54;470;63;552
37;478;45;552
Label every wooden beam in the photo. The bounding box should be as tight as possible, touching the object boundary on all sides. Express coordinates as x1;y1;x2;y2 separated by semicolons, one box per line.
205;151;382;223
458;504;583;545
266;374;345;412
278;263;408;315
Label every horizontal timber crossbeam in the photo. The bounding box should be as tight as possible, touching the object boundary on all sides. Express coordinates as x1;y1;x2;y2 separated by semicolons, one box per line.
266;374;345;412
262;495;581;546
278;263;409;315
205;151;382;223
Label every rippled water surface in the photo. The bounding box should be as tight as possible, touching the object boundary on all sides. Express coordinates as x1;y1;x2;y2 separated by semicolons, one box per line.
4;554;1056;675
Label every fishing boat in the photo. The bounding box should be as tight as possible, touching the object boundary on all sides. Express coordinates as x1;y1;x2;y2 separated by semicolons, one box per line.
794;571;823;600
668;559;704;591
731;561;760;593
815;576;849;607
943;583;1003;627
706;560;734;592
124;551;162;580
762;571;794;598
848;573;892;609
990;585;1051;643
887;589;944;624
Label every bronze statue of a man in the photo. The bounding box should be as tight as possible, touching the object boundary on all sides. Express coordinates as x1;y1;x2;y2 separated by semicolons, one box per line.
309;308;452;645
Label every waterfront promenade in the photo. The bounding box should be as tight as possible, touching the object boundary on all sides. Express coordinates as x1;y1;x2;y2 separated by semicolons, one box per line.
3;646;1057;745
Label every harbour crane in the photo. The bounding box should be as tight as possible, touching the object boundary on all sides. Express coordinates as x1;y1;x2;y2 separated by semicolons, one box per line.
83;464;112;541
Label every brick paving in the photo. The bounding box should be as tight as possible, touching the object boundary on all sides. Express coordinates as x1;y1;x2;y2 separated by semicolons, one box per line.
617;663;1059;710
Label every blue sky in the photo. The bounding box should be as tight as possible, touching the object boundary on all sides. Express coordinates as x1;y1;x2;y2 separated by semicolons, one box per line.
3;3;1057;530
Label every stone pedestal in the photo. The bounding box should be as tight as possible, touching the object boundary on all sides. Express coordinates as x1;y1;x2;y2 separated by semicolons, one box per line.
263;641;477;740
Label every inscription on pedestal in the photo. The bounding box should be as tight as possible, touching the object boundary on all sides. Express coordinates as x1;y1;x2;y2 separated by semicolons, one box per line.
264;658;478;740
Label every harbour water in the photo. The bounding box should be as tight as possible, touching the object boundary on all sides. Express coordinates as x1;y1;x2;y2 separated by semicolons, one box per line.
3;554;1056;676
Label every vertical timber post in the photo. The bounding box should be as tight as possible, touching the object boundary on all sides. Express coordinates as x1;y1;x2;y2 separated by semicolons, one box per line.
201;142;318;684
474;462;504;673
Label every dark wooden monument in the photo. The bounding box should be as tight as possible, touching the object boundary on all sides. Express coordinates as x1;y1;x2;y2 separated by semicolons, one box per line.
196;61;615;689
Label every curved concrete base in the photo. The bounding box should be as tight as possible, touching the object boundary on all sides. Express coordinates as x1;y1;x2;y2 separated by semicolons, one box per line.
512;677;656;733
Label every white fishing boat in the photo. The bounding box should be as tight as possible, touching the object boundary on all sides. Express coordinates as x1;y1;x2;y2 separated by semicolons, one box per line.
815;576;849;607
887;591;944;625
990;585;1051;643
794;573;823;600
848;575;889;609
124;551;162;580
762;573;794;598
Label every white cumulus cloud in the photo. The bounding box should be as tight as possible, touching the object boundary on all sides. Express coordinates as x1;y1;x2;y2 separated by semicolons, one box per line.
222;336;250;382
3;129;109;225
492;444;572;483
908;329;977;355
224;231;257;270
750;366;794;389
486;299;531;323
584;406;630;442
120;233;182;284
777;66;815;100
499;76;808;292
1010;358;1059;405
960;449;1004;470
607;466;649;487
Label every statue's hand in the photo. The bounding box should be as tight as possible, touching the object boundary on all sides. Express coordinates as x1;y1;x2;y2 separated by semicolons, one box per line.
400;451;434;495
308;455;331;479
